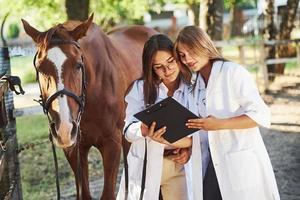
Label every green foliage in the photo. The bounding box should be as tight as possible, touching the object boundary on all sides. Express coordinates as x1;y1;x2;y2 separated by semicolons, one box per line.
0;0;195;32
7;23;20;39
91;0;148;30
11;55;36;84
0;0;66;32
224;0;257;10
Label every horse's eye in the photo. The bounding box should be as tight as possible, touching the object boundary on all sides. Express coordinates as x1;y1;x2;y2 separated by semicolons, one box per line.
76;62;83;70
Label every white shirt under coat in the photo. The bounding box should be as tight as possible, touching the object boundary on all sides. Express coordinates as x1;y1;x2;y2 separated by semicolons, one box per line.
117;79;191;200
186;61;280;200
193;75;210;178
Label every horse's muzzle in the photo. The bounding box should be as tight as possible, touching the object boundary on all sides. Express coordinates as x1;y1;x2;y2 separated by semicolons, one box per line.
50;121;79;148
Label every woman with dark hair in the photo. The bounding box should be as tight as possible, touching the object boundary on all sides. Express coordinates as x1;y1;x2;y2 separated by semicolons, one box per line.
117;34;192;200
174;26;280;200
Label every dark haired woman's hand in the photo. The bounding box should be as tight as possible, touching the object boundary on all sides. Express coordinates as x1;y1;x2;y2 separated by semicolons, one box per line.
141;123;149;137
186;115;223;131
147;122;169;144
169;147;192;165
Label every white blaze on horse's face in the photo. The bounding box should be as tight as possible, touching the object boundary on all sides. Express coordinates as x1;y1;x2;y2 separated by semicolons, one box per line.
47;47;75;148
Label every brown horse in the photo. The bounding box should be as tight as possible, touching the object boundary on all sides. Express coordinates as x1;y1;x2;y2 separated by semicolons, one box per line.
21;14;156;199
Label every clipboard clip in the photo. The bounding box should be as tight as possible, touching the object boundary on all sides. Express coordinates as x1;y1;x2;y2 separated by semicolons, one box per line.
145;103;166;114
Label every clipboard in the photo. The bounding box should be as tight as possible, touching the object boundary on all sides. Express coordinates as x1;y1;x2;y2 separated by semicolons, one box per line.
134;97;199;143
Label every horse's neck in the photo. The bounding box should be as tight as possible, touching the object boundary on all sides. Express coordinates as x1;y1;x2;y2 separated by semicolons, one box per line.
82;27;128;96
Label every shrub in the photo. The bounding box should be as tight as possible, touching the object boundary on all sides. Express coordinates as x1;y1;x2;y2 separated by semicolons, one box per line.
7;23;20;39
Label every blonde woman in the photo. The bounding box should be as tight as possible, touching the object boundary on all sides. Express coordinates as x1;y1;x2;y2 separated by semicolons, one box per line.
174;26;280;200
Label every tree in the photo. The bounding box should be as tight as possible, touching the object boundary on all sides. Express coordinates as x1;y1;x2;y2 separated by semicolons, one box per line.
91;0;148;31
0;0;66;30
263;0;299;79
276;0;300;74
0;0;148;32
225;0;256;37
186;0;200;26
264;0;277;80
200;0;224;40
65;0;89;21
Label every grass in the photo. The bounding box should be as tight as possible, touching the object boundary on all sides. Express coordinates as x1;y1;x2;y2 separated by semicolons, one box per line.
16;115;103;199
16;114;48;142
16;115;70;199
10;55;36;84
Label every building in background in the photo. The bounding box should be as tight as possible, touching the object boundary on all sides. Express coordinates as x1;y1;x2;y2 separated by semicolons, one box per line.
144;3;190;40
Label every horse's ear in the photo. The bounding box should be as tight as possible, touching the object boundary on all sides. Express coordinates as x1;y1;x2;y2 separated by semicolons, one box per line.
21;19;42;44
70;13;94;41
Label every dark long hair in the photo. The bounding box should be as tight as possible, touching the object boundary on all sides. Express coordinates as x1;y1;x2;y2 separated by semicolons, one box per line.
141;34;191;106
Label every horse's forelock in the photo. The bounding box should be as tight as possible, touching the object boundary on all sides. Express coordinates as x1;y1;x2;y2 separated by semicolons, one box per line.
38;24;70;52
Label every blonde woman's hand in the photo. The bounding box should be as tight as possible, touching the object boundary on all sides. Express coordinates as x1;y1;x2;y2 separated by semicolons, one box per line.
186;115;224;131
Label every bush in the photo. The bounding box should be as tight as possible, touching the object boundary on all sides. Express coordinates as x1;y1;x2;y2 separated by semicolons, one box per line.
7;23;20;39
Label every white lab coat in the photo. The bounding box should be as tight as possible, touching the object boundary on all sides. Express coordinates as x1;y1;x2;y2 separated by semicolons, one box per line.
186;61;280;200
117;79;193;200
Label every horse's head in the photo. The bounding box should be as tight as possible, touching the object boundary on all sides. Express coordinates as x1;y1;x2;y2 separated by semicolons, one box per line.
21;15;93;148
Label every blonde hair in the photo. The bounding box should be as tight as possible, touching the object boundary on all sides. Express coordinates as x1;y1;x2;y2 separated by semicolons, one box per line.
174;26;223;60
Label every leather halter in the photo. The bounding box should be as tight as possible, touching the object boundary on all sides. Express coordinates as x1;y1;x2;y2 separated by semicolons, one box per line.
33;39;86;128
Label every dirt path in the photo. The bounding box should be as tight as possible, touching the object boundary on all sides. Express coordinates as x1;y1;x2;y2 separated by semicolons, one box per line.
261;75;300;200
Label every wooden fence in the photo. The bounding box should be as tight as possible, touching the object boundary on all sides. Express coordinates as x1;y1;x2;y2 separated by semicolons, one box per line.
0;47;23;200
215;38;300;92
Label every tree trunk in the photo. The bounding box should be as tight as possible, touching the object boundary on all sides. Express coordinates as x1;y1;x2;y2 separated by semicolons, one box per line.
200;0;224;41
230;5;244;37
188;2;200;26
65;0;90;21
277;0;299;74
264;0;277;81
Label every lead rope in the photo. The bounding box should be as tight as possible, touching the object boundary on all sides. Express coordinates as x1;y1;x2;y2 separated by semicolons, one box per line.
49;133;61;200
77;133;82;200
123;122;147;200
139;138;147;200
123;122;137;200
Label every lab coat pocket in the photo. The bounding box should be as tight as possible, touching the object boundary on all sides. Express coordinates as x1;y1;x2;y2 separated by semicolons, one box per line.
225;148;260;191
127;154;144;181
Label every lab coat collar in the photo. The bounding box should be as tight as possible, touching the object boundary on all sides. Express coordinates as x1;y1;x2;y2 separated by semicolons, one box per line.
206;60;224;95
158;78;186;97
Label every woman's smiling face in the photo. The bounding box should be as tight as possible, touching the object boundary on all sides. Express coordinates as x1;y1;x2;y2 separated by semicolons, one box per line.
152;50;180;84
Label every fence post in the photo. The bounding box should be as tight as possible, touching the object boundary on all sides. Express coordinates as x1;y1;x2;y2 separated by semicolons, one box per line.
258;42;269;93
0;47;22;200
238;45;245;66
296;42;300;69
